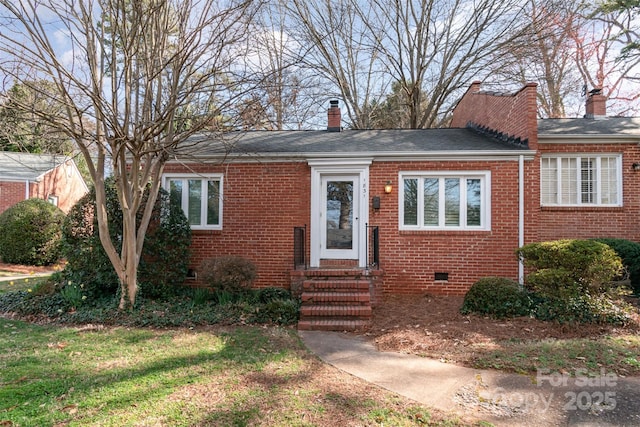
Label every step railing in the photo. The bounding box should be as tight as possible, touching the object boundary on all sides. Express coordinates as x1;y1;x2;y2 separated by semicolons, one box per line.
293;224;380;270
366;224;379;268
293;225;307;269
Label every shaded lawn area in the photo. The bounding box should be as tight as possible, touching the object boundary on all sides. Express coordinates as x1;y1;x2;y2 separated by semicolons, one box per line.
0;318;483;427
0;276;44;293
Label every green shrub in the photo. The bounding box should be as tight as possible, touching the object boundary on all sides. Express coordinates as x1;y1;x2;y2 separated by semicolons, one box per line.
533;294;633;325
62;178;191;300
199;256;257;292
460;277;533;319
517;239;631;324
593;238;640;295
517;239;623;298
0;198;65;266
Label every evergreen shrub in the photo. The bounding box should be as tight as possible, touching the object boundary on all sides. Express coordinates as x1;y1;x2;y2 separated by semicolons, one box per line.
62;178;191;300
460;277;533;319
0;198;65;266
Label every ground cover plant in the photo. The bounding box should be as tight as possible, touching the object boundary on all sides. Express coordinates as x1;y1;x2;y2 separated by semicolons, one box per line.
0;318;481;427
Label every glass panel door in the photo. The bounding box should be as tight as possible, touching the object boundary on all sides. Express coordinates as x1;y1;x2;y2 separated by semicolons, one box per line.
321;175;359;259
326;180;354;250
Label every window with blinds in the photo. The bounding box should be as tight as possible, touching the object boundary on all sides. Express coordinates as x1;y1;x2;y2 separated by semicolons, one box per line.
540;155;621;206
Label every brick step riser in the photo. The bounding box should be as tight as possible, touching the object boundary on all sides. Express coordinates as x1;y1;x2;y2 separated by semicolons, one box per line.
301;292;370;303
303;281;370;292
297;320;370;331
300;307;372;317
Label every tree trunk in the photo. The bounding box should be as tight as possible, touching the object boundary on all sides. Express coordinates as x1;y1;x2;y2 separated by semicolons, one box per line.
118;209;139;310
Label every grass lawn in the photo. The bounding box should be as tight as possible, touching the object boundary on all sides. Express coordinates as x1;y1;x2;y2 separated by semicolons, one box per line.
0;276;47;293
0;318;481;427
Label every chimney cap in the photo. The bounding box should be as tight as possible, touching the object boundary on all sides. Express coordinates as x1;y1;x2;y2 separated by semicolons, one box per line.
589;87;602;96
329;99;339;107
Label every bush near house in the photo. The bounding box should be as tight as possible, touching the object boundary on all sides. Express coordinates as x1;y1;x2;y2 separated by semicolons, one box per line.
462;240;634;324
517;239;631;325
516;239;623;299
61;178;191;301
460;277;533;319
199;255;258;293
592;238;640;295
0;198;65;266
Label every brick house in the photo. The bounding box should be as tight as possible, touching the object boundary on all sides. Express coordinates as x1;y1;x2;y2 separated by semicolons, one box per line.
0;152;89;214
162;83;640;330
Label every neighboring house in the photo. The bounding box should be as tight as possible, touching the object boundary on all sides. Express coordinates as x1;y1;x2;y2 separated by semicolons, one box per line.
162;83;640;330
0;152;89;214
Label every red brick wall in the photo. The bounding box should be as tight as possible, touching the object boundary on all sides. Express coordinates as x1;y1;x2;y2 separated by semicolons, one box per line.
451;81;539;150
368;159;534;295
166;157;535;295
0;181;27;214
31;160;88;213
0;161;87;214
537;143;640;241
163;161;311;290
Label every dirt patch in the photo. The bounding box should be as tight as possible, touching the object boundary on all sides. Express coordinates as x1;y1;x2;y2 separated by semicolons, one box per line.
359;294;640;367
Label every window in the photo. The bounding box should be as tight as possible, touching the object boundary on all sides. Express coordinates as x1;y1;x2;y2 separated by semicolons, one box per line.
541;155;621;206
163;174;222;229
400;172;490;230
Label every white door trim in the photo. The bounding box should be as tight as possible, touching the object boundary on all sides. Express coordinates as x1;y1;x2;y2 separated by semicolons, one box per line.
309;159;371;268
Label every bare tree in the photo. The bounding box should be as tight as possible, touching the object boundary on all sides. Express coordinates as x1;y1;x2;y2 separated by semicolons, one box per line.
0;0;257;309
490;0;586;118
490;0;640;118
239;2;321;130
369;0;529;128
284;0;529;129
576;3;640;115
284;0;388;129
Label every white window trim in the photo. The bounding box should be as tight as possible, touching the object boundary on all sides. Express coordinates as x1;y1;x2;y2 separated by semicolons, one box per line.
540;154;622;207
398;171;491;231
162;173;223;230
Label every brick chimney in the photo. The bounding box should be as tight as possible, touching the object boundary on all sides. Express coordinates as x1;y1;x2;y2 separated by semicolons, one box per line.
585;88;607;119
327;100;341;132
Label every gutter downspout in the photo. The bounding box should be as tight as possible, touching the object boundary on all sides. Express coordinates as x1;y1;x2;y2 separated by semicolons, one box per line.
25;180;29;201
518;155;524;286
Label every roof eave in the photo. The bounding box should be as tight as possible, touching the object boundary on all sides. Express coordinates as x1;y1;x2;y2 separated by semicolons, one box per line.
539;134;640;144
170;149;537;163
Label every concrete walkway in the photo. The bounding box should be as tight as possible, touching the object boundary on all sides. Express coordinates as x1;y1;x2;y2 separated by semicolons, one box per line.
299;331;640;427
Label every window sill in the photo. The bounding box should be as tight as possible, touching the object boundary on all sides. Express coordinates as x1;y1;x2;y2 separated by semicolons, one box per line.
399;229;491;236
191;228;223;234
541;206;623;212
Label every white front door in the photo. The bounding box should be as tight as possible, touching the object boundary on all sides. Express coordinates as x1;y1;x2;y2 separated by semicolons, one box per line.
320;175;359;260
308;159;371;268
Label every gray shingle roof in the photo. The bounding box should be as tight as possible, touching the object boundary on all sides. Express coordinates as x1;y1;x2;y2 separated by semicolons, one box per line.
538;117;640;136
183;128;529;158
0;152;70;181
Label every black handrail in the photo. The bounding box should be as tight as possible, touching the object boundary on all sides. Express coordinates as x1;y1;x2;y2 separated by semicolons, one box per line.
366;224;380;269
293;225;307;269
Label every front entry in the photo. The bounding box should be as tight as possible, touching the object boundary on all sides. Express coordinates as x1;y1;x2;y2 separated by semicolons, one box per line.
309;160;371;268
321;175;359;260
